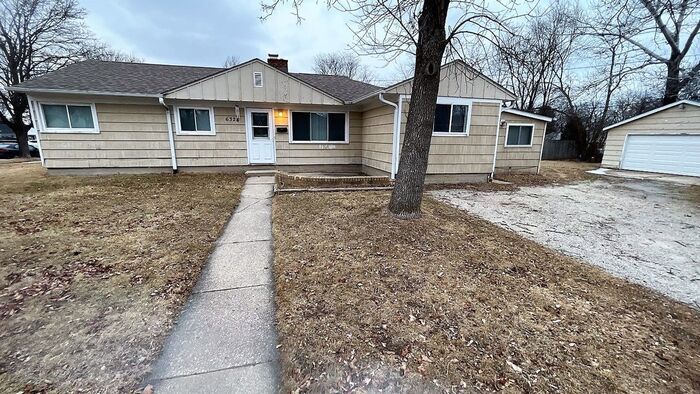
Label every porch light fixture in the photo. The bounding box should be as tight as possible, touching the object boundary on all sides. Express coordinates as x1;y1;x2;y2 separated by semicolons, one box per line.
274;108;289;126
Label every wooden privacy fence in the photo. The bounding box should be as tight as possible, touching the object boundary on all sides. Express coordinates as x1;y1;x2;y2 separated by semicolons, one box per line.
542;140;577;160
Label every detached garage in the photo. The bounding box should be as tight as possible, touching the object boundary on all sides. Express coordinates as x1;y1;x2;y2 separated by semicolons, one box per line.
601;100;700;177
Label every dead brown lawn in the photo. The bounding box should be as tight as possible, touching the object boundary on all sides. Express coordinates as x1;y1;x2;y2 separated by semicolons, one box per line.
0;162;244;393
272;191;700;393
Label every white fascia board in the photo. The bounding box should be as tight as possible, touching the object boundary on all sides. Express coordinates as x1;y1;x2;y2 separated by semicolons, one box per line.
6;86;161;98
502;108;553;122
603;100;700;131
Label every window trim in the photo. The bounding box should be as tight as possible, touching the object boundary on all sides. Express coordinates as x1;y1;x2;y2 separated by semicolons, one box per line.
174;106;216;136
253;71;263;88
38;102;100;134
504;122;535;147
432;97;472;136
288;110;350;144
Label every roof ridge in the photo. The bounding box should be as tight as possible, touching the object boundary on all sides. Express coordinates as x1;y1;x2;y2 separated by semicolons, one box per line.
83;59;224;70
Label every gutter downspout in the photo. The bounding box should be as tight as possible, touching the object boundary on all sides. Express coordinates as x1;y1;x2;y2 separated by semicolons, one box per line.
537;123;548;174
491;101;512;180
159;97;178;173
26;97;45;166
378;92;399;179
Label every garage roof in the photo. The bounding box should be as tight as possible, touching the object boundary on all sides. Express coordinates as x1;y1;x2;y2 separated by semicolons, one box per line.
603;100;700;131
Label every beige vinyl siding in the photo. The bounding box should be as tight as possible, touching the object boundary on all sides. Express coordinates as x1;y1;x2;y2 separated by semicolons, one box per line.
602;105;700;168
40;103;171;169
396;101;499;174
275;112;362;166
165;60;341;105
495;112;546;173
386;62;514;100
361;105;394;174
171;106;247;166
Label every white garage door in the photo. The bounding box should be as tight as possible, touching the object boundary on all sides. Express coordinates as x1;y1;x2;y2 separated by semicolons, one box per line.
621;134;700;177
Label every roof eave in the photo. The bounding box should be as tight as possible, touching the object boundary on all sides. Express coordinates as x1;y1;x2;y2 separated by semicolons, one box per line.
603;100;700;131
6;86;162;98
502;108;553;122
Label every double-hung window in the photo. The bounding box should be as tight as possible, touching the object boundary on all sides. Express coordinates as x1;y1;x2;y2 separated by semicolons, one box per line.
505;124;534;147
176;107;215;135
40;103;98;133
290;111;347;142
433;99;470;135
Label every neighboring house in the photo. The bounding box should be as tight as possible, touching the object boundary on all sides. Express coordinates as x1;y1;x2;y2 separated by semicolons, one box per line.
8;55;550;181
602;100;700;177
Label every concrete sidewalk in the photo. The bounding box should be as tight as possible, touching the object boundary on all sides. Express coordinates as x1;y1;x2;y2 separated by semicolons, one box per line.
148;176;279;393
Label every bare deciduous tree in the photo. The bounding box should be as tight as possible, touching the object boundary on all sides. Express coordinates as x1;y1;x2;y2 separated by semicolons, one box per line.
262;0;526;218
223;55;239;68
85;45;143;63
313;51;375;83
490;2;581;112
0;0;93;157
597;0;700;105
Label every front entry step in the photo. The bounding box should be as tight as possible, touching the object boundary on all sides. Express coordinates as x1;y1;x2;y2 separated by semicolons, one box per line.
245;169;278;177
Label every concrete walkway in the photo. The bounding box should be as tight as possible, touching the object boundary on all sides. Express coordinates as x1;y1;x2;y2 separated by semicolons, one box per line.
148;176;279;393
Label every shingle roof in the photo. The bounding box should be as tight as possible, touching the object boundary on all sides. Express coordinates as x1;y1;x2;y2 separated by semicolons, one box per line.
290;73;380;102
12;60;222;96
11;60;382;102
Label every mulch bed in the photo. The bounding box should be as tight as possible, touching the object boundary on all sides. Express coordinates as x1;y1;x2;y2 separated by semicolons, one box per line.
277;172;393;190
272;191;700;392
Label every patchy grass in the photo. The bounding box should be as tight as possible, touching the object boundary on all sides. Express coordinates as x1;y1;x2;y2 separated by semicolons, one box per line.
0;162;244;393
428;161;601;192
272;191;700;392
498;160;599;186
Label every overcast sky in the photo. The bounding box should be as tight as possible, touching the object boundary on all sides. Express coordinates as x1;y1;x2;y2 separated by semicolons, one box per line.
81;0;401;83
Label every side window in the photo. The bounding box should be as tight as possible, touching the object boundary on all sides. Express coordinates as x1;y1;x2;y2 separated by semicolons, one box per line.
506;125;534;146
253;72;263;87
433;101;470;134
40;104;98;133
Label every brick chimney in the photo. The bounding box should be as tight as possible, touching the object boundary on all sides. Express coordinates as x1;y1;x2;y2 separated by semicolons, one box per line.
267;54;288;73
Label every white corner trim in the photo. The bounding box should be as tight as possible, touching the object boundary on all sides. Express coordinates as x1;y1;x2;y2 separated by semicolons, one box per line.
491;106;503;177
504;123;535;147
537;123;548;174
36;101;100;134
174;106;216;135
501;108;553;122
603;100;700;131
26;96;45;166
287;110;350;144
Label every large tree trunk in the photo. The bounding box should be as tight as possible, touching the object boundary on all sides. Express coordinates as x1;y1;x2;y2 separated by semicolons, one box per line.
9;93;31;157
388;0;449;219
13;124;30;158
663;59;681;105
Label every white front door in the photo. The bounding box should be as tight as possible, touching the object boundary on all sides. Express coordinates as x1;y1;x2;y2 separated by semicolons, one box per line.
246;108;276;164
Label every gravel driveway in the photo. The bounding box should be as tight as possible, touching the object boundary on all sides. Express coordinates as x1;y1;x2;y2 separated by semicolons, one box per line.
432;179;700;306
